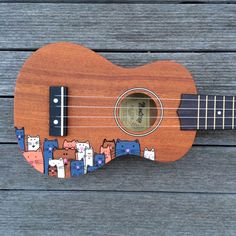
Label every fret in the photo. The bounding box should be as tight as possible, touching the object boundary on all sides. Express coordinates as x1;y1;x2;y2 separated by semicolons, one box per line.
224;96;233;130
199;95;206;130
207;95;215;130
215;95;223;130
234;96;236;130
197;95;200;130
222;96;225;129
233;97;235;129
205;95;208;130
213;95;216;130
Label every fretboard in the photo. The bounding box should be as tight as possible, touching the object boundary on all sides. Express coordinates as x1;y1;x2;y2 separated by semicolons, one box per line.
177;94;235;130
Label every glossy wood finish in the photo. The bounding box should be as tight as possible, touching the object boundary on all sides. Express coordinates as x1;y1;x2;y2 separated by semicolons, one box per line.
14;42;197;163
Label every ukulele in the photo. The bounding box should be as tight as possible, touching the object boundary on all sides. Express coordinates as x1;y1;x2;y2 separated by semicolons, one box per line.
14;42;234;178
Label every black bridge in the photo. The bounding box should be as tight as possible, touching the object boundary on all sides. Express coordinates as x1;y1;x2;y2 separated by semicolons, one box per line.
49;86;68;136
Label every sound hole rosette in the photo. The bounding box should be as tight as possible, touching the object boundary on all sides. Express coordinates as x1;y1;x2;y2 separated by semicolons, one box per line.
114;88;164;137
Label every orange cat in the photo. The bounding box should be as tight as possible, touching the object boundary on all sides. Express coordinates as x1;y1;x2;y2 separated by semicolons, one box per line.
100;146;112;163
23;149;44;173
102;139;116;159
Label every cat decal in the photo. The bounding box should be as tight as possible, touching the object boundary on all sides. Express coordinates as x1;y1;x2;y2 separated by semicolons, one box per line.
43;139;59;175
49;158;65;178
94;154;105;167
27;135;40;151
71;160;84;177
15;127;25;151
100;146;112;163
115;139;141;157
63;139;77;150
84;147;94;173
76;141;90;160
23;149;44;173
143;148;155;161
101;139;116;159
53;149;76;178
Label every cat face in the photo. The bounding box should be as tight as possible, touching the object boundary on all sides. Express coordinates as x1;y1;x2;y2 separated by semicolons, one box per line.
15;127;25;151
115;139;140;157
48;165;57;177
95;154;105;167
27;135;40;151
85;148;93;158
143;148;155;161
100;146;112;163
15;128;24;139
63;140;77;150
70;160;84;176
102;139;115;158
85;148;93;167
53;149;76;162
76;141;90;153
43;139;58;153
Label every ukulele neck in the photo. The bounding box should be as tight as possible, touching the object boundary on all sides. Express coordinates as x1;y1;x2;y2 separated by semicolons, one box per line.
178;94;235;130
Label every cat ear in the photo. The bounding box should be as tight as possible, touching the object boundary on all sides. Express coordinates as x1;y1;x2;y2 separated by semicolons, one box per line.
135;139;139;143
86;141;90;144
151;148;155;152
144;148;148;151
44;138;48;141
36;135;39;138
28;135;31;138
117;139;120;142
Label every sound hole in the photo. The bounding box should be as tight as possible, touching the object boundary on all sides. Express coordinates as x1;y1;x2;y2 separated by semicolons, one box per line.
115;89;163;137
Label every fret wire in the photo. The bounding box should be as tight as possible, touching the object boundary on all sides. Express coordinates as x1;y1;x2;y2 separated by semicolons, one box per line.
223;96;225;130
205;95;208;130
233;97;235;129
197;95;200;130
214;95;216;130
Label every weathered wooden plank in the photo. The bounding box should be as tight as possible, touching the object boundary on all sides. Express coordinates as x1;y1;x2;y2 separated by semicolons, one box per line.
0;191;235;236
0;4;235;50
1;144;236;192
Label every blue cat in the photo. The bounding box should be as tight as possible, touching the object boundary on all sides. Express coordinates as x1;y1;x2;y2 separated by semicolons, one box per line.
94;154;105;167
71;160;84;177
115;139;141;157
43;138;59;175
15;127;25;151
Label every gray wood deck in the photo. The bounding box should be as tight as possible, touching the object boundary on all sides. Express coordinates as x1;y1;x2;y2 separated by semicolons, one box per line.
0;2;235;236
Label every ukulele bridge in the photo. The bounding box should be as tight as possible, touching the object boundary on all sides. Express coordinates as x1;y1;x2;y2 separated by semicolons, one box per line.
49;86;68;136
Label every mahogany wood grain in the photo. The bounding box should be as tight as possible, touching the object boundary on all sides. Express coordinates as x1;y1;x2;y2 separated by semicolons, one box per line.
14;42;197;163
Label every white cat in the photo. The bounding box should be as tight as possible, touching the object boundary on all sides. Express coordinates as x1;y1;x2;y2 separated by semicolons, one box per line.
27;135;40;151
84;147;94;173
49;158;65;178
143;148;155;161
76;141;90;160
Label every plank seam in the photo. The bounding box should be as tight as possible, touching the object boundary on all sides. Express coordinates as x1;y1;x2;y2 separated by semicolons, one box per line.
0;189;235;195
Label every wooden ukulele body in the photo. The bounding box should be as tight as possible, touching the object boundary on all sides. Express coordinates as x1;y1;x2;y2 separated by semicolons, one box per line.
14;42;197;177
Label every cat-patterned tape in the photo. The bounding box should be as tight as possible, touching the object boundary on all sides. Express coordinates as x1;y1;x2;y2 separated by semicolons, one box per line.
15;127;157;178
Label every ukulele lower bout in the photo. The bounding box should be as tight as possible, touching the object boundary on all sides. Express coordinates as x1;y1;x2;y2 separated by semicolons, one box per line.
14;42;197;178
